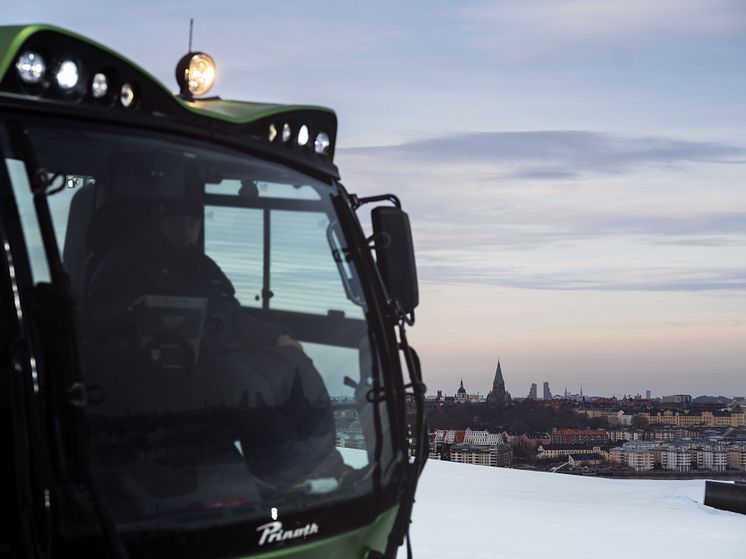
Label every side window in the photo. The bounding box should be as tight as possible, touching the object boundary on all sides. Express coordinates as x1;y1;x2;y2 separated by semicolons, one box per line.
4;159;50;283
4;159;86;286
204;205;263;308
271;210;364;319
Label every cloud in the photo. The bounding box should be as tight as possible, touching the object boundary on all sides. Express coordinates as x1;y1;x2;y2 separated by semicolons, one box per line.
341;131;745;177
339;130;746;292
459;0;746;59
417;263;746;292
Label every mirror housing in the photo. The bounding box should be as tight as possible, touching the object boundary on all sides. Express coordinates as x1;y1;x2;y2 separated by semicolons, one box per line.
371;206;419;317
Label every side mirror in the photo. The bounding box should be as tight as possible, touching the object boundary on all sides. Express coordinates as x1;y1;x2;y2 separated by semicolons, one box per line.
371;206;419;316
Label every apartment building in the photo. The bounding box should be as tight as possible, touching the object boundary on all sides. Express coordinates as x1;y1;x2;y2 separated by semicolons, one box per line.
450;444;513;467
661;448;691;472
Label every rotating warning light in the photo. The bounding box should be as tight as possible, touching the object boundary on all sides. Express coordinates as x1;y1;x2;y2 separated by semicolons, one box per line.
175;52;216;98
16;51;46;84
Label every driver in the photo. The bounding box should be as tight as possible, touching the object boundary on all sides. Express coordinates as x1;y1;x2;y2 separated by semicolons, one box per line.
83;198;347;486
85;199;299;355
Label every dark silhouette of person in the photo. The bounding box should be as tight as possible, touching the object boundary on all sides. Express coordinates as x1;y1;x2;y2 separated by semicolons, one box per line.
83;198;346;489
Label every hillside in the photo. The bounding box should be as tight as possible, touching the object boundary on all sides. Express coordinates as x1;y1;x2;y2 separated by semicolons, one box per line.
399;460;746;558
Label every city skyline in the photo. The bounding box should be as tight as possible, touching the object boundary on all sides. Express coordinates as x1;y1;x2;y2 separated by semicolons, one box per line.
5;1;744;395
432;361;743;400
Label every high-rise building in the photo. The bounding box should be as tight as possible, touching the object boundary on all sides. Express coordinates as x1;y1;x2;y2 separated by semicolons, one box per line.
527;383;538;400
646;390;652;400
543;381;552;400
487;360;509;405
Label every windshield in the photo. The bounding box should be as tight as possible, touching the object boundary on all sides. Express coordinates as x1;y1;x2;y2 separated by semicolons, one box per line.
2;119;396;540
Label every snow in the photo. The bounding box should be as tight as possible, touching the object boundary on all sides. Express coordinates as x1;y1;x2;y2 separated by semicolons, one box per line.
400;460;746;559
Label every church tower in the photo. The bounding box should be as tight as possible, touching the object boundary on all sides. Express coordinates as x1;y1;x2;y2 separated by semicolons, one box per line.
455;379;468;402
487;359;508;404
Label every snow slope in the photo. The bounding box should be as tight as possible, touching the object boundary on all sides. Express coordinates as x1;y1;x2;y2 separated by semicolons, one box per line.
400;460;746;559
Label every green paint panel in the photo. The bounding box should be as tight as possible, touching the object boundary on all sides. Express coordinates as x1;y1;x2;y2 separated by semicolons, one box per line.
181;98;334;125
244;506;399;559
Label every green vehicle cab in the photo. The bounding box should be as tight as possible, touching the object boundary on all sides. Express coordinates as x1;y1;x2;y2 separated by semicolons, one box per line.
0;24;426;559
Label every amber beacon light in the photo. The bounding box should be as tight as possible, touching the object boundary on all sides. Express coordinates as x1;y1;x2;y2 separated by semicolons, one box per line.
175;51;216;98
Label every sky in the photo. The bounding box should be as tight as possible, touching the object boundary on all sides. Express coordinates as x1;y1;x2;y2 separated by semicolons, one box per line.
3;0;745;397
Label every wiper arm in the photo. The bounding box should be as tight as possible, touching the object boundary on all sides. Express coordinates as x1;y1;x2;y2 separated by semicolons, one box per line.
7;123;67;285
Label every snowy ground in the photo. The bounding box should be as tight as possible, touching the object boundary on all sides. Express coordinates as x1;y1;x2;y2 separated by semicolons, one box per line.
399;460;746;559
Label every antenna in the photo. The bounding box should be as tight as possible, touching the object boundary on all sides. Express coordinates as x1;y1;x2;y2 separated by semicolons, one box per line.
188;18;194;52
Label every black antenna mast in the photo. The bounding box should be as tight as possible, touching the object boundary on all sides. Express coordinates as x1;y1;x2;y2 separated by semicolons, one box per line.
188;18;194;52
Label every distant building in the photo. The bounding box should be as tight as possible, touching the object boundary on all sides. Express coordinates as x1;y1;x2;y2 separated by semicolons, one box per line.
568;453;604;468
607;429;643;443
727;448;746;471
463;428;505;446
543;381;552;400
695;446;728;472
455;379;467;402
660;394;692;404
514;432;551;451
487;360;510;405
551;429;607;446
454;380;480;404
606;410;634;426
638;409;745;427
661;448;691;472
450;443;512;468
646;390;652;400
537;444;608;461
527;383;538;400
609;447;655;471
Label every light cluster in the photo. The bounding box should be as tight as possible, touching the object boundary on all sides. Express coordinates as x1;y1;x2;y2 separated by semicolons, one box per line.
267;121;331;156
14;50;136;108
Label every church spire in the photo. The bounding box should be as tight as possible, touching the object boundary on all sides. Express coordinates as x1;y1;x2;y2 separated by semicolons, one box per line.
493;360;504;385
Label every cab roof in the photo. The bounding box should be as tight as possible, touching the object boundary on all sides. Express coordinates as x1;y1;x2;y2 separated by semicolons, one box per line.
0;24;339;179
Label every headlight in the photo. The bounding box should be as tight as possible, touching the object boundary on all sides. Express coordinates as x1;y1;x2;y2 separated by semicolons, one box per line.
120;82;135;107
56;60;80;90
297;125;310;147
15;51;46;84
91;72;108;98
314;132;331;155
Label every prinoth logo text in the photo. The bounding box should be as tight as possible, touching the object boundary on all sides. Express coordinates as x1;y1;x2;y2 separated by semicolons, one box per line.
256;521;319;546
